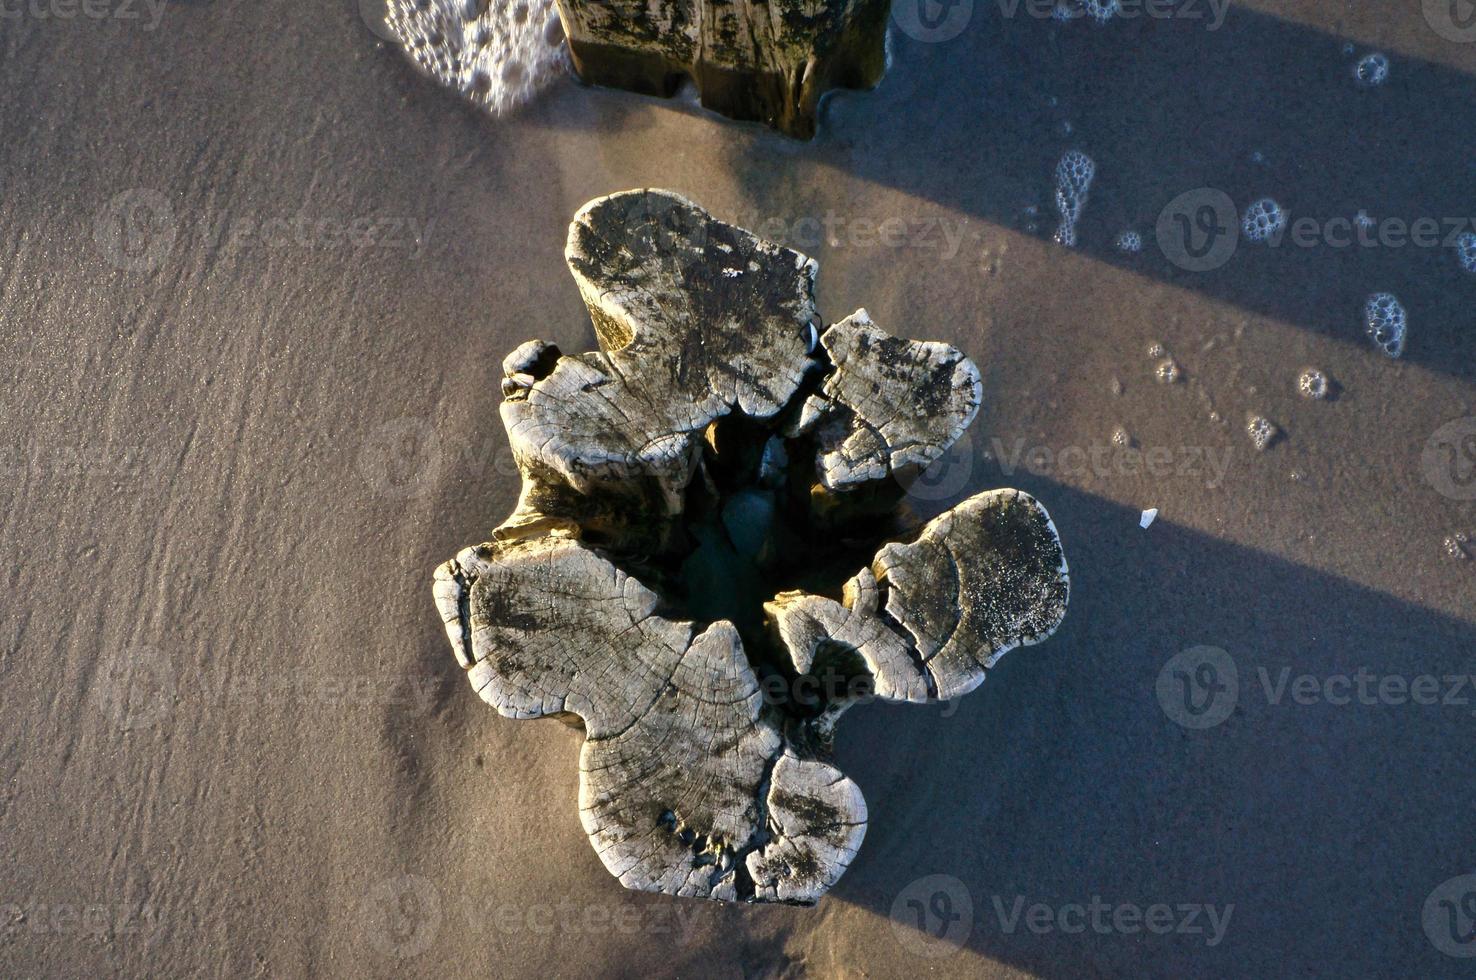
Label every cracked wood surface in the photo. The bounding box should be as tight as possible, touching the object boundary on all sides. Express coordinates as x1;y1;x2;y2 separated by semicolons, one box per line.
434;189;1070;904
555;0;891;137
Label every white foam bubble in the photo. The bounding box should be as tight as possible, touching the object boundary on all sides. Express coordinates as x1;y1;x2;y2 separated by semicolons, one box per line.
1246;415;1278;452
388;0;568;116
1053;150;1096;248
1297;367;1330;400
1242;198;1286;243
1115;230;1143;253
1364;292;1407;358
1354;52;1390;87
1455;231;1476;274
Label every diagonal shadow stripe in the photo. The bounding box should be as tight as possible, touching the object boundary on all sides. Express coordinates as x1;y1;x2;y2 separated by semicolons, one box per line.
825;477;1476;976
793;5;1476;382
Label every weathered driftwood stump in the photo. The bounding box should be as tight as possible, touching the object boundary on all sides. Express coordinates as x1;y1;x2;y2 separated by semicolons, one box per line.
556;0;890;138
385;0;889;137
433;190;1070;904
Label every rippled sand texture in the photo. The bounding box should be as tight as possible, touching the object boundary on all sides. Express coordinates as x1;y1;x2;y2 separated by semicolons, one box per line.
3;0;1475;977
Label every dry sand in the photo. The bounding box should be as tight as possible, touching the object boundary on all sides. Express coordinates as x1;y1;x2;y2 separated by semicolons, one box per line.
2;1;1474;976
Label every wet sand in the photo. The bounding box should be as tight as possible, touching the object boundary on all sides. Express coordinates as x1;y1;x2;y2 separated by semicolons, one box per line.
2;1;1474;976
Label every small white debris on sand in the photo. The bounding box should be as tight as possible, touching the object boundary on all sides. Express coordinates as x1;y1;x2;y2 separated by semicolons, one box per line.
1246;414;1278;451
1147;341;1166;358
1140;508;1158;529
1112;426;1133;447
1444;536;1469;560
1053;150;1096;248
1297;367;1330;400
1364;292;1407;358
1155;358;1181;384
1242;198;1287;243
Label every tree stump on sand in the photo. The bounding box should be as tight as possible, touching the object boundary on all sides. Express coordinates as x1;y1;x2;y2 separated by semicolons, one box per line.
555;0;891;137
432;189;1071;904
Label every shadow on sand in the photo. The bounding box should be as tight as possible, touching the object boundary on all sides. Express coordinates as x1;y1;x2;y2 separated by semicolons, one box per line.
827;472;1474;975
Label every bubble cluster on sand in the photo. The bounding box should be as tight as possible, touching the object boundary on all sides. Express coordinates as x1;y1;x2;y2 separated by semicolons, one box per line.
1364;292;1407;358
1242;198;1287;243
1051;0;1117;24
1155;358;1181;384
1297;367;1330;400
1354;210;1376;232
1455;231;1476;273
1053;150;1096;248
1354;52;1390;87
388;0;567;116
1246;414;1278;452
1115;230;1143;254
1147;341;1166;359
1445;535;1469;560
1112;425;1133;448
